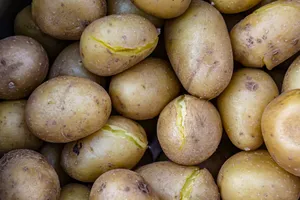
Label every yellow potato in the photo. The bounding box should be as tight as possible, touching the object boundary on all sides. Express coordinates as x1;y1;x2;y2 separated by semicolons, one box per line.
59;183;90;200
211;0;263;14
282;56;300;92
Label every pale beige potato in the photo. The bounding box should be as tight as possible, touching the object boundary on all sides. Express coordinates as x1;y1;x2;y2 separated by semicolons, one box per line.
282;56;300;92
211;0;263;14
59;183;90;200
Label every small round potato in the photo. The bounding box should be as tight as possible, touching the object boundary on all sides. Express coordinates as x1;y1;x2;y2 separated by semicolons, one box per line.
61;116;148;182
25;76;111;143
217;150;300;200
60;183;90;200
0;100;42;154
90;169;159;200
217;68;279;151
31;0;107;40
0;36;49;100
0;149;60;200
136;161;220;200
80;14;159;76
157;95;223;165
109;58;181;120
282;56;300;92
210;0;263;14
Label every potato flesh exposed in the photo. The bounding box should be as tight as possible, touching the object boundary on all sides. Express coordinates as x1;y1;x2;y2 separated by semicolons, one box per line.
175;96;187;150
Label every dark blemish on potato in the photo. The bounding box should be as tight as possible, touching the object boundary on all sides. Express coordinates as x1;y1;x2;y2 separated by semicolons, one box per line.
0;59;6;66
81;20;90;28
124;187;130;192
246;36;254;48
270;134;273;137
239;132;244;136
244;23;251;31
99;183;106;192
90;147;94;152
106;49;112;55
206;49;213;55
245;82;259;91
237;142;241;145
213;61;219;65
22;167;28;171
52;121;57;125
107;29;111;34
109;23;112;26
142;85;146;89
251;135;255;138
257;39;262;43
61;106;65;111
143;38;146;42
61;3;64;7
95;99;99;105
262;35;267;40
73;142;83;156
246;76;252;80
115;58;119;63
137;181;149;194
63;125;67;128
248;115;251;118
107;163;113;168
81;52;85;58
268;43;274;49
137;104;141;107
271;184;275;188
194;139;199;143
292;39;298;46
122;35;127;40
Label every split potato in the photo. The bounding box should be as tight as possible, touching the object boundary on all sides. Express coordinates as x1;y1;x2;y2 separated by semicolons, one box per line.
59;183;90;200
282;56;300;92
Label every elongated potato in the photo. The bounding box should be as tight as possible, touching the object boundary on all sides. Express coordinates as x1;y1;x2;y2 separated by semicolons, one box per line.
165;0;233;99
137;161;220;200
60;183;90;200
231;1;300;70
211;0;263;14
282;56;300;92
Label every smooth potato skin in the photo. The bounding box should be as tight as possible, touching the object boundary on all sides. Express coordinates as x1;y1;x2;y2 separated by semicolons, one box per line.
230;1;300;70
80;14;158;76
282;56;300;92
165;0;233;99
217;150;300;200
211;0;263;14
0;149;60;200
59;183;90;200
25;76;111;143
0;36;49;100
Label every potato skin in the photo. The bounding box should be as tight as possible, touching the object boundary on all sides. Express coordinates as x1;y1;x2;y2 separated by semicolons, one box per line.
80;14;158;76
32;0;107;40
165;0;233;99
61;116;148;182
282;56;300;92
230;1;300;70
59;183;90;200
137;161;220;200
217;68;279;151
90;169;159;200
158;95;222;165
25;76;111;143
109;58;181;120
217;150;300;200
211;0;262;14
0;149;60;200
0;36;49;100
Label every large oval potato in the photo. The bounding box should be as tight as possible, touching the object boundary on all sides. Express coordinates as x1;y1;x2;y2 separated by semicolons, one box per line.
61;116;148;182
158;95;222;165
25;76;111;143
0;36;48;100
136;161;220;200
217;68;279;151
210;0;263;14
165;0;233;99
59;183;90;200
231;0;300;70
32;0;107;40
217;150;300;200
282;56;300;92
80;14;158;76
0;149;60;200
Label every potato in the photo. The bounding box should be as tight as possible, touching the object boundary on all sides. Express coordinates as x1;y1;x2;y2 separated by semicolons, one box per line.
136;161;220;200
25;76;111;143
90;169;159;200
14;6;67;60
59;183;90;200
262;89;300;176
109;58;181;120
165;0;233;99
217;150;300;200
217;68;279;151
158;95;222;165
32;0;107;40
107;0;164;27
61;116;148;182
80;14;158;76
282;56;300;92
211;0;263;14
49;42;107;87
0;149;60;200
0;36;48;100
230;0;300;70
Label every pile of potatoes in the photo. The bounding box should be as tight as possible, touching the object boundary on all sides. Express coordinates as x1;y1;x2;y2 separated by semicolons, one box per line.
0;0;300;199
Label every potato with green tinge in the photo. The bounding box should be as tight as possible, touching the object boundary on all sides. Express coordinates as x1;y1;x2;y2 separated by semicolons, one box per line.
59;183;90;200
210;0;263;14
25;76;111;143
136;161;220;200
90;169;159;200
217;150;300;200
230;0;300;70
80;14;158;76
61;116;148;182
32;0;107;40
109;58;181;120
0;149;60;200
165;0;233;99
158;95;222;165
217;68;279;151
0;36;48;100
282;56;300;92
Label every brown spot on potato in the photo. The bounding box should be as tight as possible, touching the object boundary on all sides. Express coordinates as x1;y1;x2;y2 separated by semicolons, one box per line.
251;135;255;138
257;39;262;43
239;132;244;136
246;36;254;48
0;59;6;66
99;183;106;192
245;82;259;91
137;181;149;194
22;167;28;171
81;20;90;28
124;187;130;192
262;35;267;40
244;23;251;31
73;142;83;155
61;3;64;7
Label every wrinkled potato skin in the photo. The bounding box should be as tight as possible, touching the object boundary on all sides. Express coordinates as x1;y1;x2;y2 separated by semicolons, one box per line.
165;0;233;99
0;100;42;154
217;150;300;200
32;0;107;40
230;1;300;70
211;0;263;14
90;169;159;200
217;69;279;151
80;14;158;76
262;89;300;176
25;76;111;143
158;95;222;165
0;149;60;200
282;56;300;92
0;36;49;100
137;161;220;200
59;183;90;200
109;58;181;120
107;0;164;27
61;116;148;182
